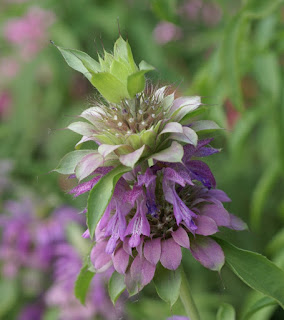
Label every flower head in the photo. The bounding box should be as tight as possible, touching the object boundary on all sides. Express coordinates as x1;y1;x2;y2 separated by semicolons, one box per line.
54;37;247;295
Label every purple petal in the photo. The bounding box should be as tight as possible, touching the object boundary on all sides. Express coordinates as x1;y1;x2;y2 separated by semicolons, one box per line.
160;238;182;270
190;236;224;271
144;238;161;265
187;160;216;189
207;189;231;202
113;247;129;274
195;216;218;236
90;242;112;272
200;204;230;227
119;145;145;168
123;237;133;256
163;167;186;187
82;229;90;238
69;175;101;197
229;214;248;231
130;255;155;286
172;227;190;249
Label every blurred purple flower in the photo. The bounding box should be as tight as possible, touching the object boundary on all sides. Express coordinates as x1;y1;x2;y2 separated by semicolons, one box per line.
167;316;190;320
153;22;182;45
18;303;44;320
3;7;55;60
45;243;124;320
0;58;20;80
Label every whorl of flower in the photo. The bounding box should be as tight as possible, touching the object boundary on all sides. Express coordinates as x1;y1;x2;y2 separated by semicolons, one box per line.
54;37;247;294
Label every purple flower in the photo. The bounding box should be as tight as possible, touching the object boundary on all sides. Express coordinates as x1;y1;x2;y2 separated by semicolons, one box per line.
88;140;246;291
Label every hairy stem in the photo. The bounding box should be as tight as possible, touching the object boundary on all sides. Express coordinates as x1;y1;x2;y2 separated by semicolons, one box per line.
179;266;200;320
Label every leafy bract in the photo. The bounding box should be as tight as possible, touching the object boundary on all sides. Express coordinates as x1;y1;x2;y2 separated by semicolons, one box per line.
153;263;181;307
74;264;95;305
108;272;126;305
217;239;284;308
87;165;131;238
53;150;95;175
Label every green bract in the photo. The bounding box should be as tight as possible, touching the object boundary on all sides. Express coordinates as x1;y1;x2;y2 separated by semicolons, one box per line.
54;37;154;103
53;37;221;181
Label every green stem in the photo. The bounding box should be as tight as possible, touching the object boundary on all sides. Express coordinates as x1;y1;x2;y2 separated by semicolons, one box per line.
180;266;200;320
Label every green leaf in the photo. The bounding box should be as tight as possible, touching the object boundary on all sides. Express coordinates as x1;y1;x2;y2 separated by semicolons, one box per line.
91;72;130;103
108;272;126;305
74;264;95;305
53;150;95;174
110;60;130;84
216;303;236;320
127;71;146;97
54;44;100;80
242;296;277;320
216;239;284;308
0;279;17;317
87;165;131;238
250;162;280;231
114;37;137;73
139;60;155;71
153;263;181;307
220;12;246;111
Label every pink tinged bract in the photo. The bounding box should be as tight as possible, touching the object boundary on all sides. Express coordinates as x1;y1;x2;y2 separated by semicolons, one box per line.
194;215;218;236
144;238;161;265
130;255;155;286
75;152;104;181
190;236;224;271
207;189;231;202
200;204;230;227
119;145;145;168
113;247;129;274
160;238;182;270
172;227;190;249
90;241;112;272
229;214;247;231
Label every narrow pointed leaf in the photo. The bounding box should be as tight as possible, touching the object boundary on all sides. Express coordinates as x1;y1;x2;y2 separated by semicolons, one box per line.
87;165;131;238
74;264;95;305
54;45;100;80
216;239;284;308
153;263;181;307
108;271;126;305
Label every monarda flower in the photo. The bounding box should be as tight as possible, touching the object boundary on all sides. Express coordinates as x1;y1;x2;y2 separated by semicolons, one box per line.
54;37;246;297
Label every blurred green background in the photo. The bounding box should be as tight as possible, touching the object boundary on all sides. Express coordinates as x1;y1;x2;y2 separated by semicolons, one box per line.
1;0;284;319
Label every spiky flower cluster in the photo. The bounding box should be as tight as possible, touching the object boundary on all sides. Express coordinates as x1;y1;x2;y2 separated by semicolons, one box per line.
54;37;246;295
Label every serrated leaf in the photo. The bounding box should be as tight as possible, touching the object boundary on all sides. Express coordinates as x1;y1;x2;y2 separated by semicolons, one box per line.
91;72;130;103
54;44;100;80
242;296;276;320
216;239;284;308
153;263;181;307
87;165;131;238
53;150;95;175
216;303;236;320
74;264;95;305
108;272;126;305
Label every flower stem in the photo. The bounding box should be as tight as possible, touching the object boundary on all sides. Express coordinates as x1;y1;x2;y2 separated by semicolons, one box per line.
179;266;200;320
